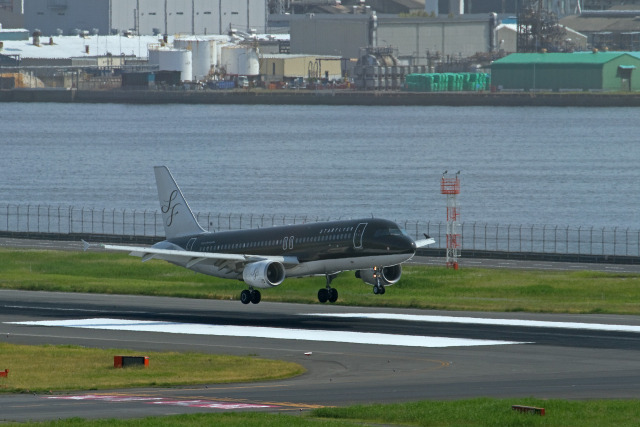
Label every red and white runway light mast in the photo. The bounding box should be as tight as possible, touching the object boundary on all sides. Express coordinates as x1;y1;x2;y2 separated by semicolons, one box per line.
441;171;460;269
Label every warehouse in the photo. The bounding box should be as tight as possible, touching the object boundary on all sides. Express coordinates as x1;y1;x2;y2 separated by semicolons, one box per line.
23;0;266;36
289;12;497;66
491;52;640;92
260;54;342;85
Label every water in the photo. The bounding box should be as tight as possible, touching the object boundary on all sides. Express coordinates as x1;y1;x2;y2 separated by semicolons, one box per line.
2;102;639;228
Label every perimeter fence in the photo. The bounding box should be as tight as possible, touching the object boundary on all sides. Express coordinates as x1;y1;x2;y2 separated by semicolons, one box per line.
1;204;639;259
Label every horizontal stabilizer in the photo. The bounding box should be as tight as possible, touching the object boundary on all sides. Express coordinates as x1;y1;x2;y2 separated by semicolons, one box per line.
414;236;436;248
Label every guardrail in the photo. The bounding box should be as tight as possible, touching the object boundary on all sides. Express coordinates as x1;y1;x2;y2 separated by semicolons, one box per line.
1;204;639;259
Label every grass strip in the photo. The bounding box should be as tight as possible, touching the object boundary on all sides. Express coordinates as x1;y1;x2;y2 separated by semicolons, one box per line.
1;248;640;314
5;398;640;426
0;342;304;393
310;397;640;426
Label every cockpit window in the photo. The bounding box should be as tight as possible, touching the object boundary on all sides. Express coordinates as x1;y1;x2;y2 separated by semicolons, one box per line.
374;227;408;237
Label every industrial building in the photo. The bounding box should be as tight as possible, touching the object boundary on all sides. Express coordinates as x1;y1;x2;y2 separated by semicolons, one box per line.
260;54;342;85
495;23;587;53
22;0;267;36
289;12;498;65
491;52;640;91
561;9;640;51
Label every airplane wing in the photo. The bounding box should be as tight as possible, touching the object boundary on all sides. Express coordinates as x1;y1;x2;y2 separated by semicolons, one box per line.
84;241;299;268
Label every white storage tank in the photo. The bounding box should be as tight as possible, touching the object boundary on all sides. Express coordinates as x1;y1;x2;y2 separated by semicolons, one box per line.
220;45;259;76
149;47;193;82
174;38;216;81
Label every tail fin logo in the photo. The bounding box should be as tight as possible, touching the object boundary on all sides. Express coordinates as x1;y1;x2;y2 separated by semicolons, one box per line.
161;190;182;227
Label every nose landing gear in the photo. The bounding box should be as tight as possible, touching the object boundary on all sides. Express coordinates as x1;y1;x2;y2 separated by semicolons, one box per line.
372;266;386;295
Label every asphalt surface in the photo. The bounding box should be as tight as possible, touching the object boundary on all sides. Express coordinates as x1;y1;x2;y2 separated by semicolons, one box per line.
1;238;640;421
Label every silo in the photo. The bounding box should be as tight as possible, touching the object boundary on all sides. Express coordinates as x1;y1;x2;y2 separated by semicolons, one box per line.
220;45;259;76
174;38;216;82
149;46;193;82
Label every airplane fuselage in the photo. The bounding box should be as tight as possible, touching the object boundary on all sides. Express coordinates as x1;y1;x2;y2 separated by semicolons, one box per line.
162;218;416;279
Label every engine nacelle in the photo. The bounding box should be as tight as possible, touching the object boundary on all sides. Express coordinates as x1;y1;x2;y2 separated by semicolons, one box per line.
242;260;286;289
356;264;402;287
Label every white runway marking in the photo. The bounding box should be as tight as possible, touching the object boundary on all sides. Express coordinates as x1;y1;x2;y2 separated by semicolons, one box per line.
7;318;526;348
45;395;275;409
304;313;640;333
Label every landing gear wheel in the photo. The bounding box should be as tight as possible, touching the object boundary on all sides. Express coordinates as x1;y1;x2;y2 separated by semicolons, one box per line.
240;289;252;304
250;289;261;304
318;288;329;303
373;285;385;295
328;288;338;303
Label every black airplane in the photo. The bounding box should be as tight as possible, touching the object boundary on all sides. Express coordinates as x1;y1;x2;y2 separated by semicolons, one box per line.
86;166;434;304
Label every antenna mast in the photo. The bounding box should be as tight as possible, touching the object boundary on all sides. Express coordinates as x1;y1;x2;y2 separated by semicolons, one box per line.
441;171;461;269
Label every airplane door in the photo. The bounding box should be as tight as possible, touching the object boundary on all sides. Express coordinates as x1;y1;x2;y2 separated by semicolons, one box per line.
186;237;197;251
353;223;367;249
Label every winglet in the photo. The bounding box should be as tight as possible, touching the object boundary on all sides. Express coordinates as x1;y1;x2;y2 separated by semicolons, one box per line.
82;240;105;251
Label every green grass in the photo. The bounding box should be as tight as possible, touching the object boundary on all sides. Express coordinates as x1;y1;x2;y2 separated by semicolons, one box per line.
0;342;304;393
3;248;640;425
310;398;640;426
1;248;640;314
7;398;640;426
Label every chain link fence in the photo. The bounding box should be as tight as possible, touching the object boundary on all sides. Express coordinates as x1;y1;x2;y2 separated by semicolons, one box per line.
1;204;639;258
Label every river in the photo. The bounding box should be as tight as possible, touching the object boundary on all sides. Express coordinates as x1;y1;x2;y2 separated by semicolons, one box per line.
2;102;639;228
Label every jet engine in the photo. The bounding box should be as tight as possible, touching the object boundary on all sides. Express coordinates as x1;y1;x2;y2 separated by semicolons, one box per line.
242;260;286;288
356;264;402;286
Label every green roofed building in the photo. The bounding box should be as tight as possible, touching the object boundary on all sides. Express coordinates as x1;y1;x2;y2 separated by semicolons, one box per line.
491;52;640;92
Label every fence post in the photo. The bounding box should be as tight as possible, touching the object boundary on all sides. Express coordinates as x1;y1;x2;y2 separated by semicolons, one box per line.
626;228;629;256
69;206;74;234
577;226;581;255
480;223;485;250
472;222;476;250
613;227;617;256
518;224;522;252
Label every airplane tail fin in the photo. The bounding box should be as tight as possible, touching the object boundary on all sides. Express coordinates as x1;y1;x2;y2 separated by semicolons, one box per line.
154;166;205;239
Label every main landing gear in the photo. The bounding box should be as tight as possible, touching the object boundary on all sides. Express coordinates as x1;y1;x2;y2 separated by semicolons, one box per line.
240;288;261;304
318;274;338;303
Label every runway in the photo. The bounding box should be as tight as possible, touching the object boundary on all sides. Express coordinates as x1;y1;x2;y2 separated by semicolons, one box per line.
2;289;640;421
